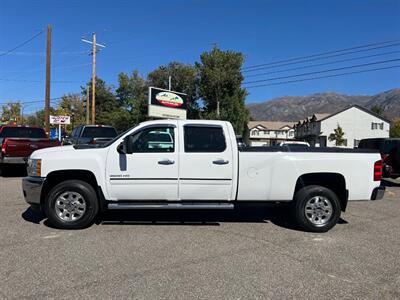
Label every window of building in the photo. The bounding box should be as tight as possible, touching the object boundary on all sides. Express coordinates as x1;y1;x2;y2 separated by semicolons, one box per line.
354;139;360;147
371;122;384;130
184;126;226;153
251;129;259;136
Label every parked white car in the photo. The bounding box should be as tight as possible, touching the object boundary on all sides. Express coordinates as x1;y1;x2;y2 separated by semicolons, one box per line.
22;120;384;232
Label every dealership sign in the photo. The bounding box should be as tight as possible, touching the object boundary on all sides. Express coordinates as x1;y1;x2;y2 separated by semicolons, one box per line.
148;87;187;119
50;115;71;125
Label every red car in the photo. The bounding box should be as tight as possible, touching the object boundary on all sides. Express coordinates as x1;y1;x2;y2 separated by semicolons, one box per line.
0;125;60;172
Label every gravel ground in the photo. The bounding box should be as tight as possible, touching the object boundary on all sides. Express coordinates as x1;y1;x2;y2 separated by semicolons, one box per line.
1;170;399;299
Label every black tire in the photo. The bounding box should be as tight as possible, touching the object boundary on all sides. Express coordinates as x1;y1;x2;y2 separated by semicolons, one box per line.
44;180;99;229
293;185;341;233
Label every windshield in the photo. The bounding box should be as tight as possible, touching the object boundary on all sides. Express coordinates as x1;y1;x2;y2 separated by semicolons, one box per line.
0;127;46;138
81;127;117;138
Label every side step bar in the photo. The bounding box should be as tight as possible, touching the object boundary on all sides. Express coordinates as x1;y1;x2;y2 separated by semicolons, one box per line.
107;203;234;210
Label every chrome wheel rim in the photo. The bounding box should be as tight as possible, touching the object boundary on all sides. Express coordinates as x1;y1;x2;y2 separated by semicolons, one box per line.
55;191;86;222
305;196;333;226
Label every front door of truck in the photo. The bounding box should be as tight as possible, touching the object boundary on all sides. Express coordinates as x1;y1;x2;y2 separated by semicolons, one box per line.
106;123;178;200
178;124;234;200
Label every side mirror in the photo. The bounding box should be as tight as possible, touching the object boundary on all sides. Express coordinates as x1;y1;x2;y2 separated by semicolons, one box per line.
117;142;126;154
117;135;134;154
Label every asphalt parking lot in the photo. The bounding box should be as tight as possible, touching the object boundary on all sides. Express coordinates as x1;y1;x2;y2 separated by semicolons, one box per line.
1;168;400;299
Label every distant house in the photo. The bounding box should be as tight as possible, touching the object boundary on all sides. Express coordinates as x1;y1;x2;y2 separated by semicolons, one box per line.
294;105;390;148
245;121;296;146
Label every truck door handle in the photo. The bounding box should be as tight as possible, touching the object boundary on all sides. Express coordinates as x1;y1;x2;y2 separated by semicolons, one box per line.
213;159;229;165
158;159;175;165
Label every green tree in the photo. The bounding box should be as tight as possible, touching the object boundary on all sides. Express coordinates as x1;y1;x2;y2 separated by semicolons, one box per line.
56;93;85;131
148;62;199;118
1;102;21;124
328;125;346;146
390;118;400;138
196;46;249;134
25;107;56;127
116;70;148;127
82;77;119;126
371;105;385;116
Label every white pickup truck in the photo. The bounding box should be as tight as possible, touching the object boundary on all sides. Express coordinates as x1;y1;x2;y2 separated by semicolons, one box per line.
22;119;385;232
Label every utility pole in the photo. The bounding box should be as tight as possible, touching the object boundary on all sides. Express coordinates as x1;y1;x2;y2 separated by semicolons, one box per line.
81;34;106;125
86;86;90;124
44;24;52;134
168;75;172;90
91;33;96;124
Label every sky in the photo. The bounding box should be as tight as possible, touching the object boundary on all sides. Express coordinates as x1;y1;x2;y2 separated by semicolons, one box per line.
1;0;400;114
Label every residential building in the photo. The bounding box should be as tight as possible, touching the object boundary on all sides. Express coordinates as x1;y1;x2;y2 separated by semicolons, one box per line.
294;105;390;148
245;121;296;146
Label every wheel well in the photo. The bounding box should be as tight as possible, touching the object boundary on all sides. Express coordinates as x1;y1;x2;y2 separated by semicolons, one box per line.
40;170;105;211
294;173;348;212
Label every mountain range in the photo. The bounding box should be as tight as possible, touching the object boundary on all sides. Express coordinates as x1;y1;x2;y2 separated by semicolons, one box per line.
247;88;400;121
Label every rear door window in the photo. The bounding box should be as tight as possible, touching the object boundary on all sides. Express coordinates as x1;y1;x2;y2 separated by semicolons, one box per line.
184;126;226;152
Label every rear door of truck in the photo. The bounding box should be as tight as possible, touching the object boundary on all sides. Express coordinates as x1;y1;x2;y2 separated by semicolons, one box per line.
177;122;235;201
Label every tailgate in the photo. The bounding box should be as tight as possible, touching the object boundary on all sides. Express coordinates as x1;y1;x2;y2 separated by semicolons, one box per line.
2;138;59;157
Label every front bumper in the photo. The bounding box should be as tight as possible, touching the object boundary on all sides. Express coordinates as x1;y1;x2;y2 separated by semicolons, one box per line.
371;186;385;200
22;176;45;205
1;156;27;164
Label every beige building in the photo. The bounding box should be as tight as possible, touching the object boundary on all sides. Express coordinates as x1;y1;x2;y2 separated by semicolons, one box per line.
245;121;296;146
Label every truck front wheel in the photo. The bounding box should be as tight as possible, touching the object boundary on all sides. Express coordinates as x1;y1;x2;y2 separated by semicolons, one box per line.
44;180;99;229
293;185;341;232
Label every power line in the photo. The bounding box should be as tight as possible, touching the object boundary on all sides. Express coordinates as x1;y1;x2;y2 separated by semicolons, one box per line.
243;58;400;85
0;30;44;58
242;39;400;70
0;78;84;83
245;50;400;78
0;97;64;106
244;65;400;89
0;63;91;74
243;42;400;73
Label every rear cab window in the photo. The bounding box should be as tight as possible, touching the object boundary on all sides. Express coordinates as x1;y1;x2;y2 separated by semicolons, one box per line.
81;127;118;138
0;127;46;138
184;125;226;152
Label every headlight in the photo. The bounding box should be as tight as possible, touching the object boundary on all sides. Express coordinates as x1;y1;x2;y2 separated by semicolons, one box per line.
27;158;42;177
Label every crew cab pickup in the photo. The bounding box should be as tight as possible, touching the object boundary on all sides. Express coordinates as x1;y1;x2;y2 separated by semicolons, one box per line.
0;125;60;169
22;120;385;232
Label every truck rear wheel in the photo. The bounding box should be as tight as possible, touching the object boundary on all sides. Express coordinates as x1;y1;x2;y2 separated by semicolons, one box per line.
44;180;99;229
293;185;341;232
